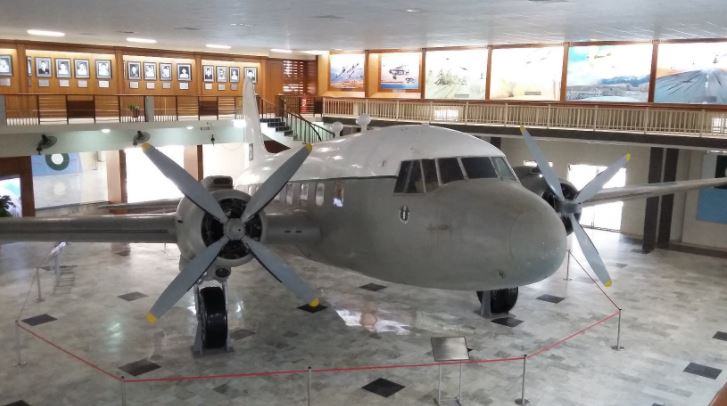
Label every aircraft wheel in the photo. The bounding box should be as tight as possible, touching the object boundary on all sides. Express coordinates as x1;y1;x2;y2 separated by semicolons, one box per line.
199;286;228;349
476;287;518;314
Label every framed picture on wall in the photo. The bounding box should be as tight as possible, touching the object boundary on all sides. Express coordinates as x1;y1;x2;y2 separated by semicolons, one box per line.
203;65;214;82
96;59;112;79
244;67;257;83
143;62;157;80
229;67;240;83
56;58;72;79
159;63;172;81
216;66;227;83
379;52;421;90
0;55;11;76
329;53;365;90
35;57;52;78
74;59;90;79
127;61;141;80
177;63;191;81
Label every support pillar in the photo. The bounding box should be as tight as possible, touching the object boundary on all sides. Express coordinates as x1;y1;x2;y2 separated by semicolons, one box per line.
0;95;6;126
144;96;155;122
642;147;664;253
657;148;679;248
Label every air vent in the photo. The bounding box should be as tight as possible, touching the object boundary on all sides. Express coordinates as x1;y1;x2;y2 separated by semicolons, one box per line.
175;27;201;31
314;15;343;20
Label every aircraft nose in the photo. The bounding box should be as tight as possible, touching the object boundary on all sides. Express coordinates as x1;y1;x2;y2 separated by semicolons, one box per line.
509;200;567;283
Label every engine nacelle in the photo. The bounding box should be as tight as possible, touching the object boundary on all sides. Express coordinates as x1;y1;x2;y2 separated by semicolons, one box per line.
513;166;580;235
175;188;265;269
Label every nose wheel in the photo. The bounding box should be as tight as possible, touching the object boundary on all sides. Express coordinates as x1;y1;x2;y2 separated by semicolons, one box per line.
476;288;518;318
192;272;231;354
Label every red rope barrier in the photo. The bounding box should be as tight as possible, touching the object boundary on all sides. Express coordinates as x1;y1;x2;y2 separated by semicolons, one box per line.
570;254;621;310
527;310;620;358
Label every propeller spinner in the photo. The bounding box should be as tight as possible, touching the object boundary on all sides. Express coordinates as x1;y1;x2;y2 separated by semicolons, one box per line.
141;143;318;323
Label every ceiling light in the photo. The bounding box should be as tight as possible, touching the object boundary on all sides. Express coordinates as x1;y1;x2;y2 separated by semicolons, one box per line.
101;128;110;134
27;29;65;37
304;50;328;55
126;37;157;44
270;48;293;53
186;126;194;130
206;44;231;49
405;8;421;13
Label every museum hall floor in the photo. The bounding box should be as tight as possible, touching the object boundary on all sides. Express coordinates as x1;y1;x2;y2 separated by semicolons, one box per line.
0;230;725;405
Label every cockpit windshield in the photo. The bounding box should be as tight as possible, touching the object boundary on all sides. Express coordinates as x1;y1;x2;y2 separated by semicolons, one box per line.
394;156;518;194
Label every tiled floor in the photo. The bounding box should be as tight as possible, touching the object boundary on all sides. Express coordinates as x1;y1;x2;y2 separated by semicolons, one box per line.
0;230;726;405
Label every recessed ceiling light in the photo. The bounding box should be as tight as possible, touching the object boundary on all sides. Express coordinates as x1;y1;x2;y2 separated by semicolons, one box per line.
186;126;194;130
303;50;328;55
27;29;65;37
405;8;421;13
230;23;253;28
101;128;111;134
126;37;157;44
270;48;293;53
206;44;231;49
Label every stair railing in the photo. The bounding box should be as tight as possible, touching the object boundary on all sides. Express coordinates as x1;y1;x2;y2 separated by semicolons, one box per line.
257;95;335;143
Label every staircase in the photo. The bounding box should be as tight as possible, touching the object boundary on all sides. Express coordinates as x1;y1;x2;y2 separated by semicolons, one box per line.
257;97;335;147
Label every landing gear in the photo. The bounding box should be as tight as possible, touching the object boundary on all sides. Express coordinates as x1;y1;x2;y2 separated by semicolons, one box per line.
192;268;231;354
476;288;518;317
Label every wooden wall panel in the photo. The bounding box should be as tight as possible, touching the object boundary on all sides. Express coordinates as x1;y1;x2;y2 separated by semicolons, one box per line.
264;59;284;102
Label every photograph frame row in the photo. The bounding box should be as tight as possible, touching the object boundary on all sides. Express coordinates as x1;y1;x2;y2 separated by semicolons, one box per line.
124;62;258;84
0;55;112;79
201;65;257;84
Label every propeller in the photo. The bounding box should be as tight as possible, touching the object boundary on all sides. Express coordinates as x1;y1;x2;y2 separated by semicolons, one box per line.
519;127;630;287
142;143;318;323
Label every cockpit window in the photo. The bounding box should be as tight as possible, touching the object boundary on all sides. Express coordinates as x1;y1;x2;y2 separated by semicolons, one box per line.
461;157;497;179
421;159;439;192
394;160;425;193
438;158;464;184
493;157;518;181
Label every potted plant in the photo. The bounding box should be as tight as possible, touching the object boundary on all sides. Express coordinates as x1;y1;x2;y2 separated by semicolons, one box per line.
127;103;141;121
0;195;16;217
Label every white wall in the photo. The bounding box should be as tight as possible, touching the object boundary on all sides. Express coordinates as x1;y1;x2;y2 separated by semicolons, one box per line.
680;150;727;249
202;142;250;181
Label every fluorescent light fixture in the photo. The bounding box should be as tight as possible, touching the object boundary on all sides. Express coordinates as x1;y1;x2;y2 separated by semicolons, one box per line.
405;8;421;13
101;128;111;134
303;50;328;55
232;119;246;129
27;29;65;37
126;37;157;44
186;126;194;130
270;48;293;53
206;44;231;49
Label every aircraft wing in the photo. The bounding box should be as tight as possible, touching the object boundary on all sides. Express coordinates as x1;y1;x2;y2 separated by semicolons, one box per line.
584;177;727;206
0;214;177;243
100;198;180;213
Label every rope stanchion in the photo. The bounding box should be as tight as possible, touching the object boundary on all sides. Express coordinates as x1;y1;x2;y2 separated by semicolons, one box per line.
14;320;25;367
514;355;529;405
569;254;621;310
528;310;620;358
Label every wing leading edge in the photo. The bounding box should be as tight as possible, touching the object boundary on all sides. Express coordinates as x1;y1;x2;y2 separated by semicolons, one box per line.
585;177;727;206
0;214;177;243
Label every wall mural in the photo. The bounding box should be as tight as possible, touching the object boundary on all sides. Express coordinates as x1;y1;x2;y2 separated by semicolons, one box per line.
490;46;563;100
379;52;420;90
697;154;727;224
424;49;487;99
566;44;652;102
655;42;727;104
329;53;364;90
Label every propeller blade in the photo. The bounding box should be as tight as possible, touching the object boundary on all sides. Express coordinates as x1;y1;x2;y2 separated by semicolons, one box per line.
520;126;564;201
575;154;631;205
241;144;312;222
146;236;229;323
142;143;228;223
569;214;612;287
243;236;320;307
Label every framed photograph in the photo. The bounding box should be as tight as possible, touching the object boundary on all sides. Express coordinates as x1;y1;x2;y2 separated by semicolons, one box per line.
26;56;32;77
127;61;141;80
216;66;227;83
143;62;157;80
229;67;240;83
329;53;364;90
203;65;214;82
0;55;12;77
55;58;72;79
177;63;191;81
74;59;90;79
379;52;420;90
244;66;257;83
35;57;52;78
95;60;112;79
159;63;172;81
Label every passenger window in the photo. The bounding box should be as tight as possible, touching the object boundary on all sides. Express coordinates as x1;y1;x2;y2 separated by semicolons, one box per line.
300;183;309;204
461;157;497;179
286;183;296;205
394;160;425;193
438;158;464;184
315;182;325;207
333;182;344;208
493;157;518;181
421;159;439;192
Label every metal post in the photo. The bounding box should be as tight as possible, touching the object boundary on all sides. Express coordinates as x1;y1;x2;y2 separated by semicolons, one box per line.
612;308;624;351
120;376;127;406
35;267;43;302
0;95;6;127
564;250;572;281
14;321;25;367
437;364;442;405
514;355;528;405
457;362;462;401
307;366;312;406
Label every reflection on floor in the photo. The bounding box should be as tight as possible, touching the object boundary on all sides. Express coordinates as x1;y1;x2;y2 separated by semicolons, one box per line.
0;230;726;405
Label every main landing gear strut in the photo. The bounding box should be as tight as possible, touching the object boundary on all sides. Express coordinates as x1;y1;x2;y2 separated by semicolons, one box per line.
476;288;519;318
192;267;231;354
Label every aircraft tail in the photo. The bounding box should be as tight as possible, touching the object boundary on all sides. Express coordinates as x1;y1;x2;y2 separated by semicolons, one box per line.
242;76;270;162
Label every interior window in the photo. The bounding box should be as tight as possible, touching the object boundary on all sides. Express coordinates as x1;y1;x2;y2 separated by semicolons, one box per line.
300;183;309;204
394;160;425;193
394;161;414;193
333;182;344;208
315;182;325;207
438;158;464;184
286;183;296;205
461;157;497;179
493;157;518;181
421;159;439;192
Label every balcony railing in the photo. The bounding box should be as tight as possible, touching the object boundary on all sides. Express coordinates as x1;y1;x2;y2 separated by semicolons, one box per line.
323;98;727;138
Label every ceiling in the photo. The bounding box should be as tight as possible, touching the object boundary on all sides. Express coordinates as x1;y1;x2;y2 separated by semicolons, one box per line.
1;0;726;56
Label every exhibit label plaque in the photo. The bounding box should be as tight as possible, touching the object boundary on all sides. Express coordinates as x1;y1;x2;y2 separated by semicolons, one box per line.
59;80;70;87
0;78;10;87
146;82;155;89
129;81;139;89
205;83;212;90
218;84;225;91
179;82;189;90
231;84;238;91
77;80;88;88
98;80;109;88
162;82;171;89
38;79;50;87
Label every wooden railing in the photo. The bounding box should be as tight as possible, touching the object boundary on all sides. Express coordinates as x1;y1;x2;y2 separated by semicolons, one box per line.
323;98;727;138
